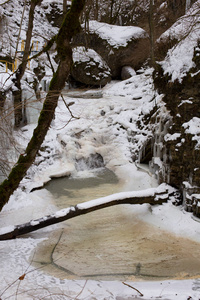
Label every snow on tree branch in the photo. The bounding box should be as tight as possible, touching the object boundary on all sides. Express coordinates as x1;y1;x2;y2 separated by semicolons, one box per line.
0;184;169;240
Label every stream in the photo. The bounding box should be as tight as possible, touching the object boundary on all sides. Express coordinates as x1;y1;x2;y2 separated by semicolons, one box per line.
33;168;200;281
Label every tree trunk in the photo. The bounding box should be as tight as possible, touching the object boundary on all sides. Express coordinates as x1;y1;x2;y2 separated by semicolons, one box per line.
63;0;67;14
94;0;98;20
149;0;156;68
0;91;6;110
110;0;115;24
0;185;169;240
0;0;86;212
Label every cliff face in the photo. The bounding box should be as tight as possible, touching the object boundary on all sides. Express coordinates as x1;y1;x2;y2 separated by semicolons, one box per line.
146;45;200;217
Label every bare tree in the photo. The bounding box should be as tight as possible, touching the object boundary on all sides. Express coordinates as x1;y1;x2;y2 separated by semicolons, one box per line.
13;0;43;128
63;0;67;14
94;0;99;19
0;0;86;212
110;0;115;24
149;0;156;67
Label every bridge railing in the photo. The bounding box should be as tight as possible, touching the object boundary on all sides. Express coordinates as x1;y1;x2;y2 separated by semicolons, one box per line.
0;59;17;72
1;40;42;73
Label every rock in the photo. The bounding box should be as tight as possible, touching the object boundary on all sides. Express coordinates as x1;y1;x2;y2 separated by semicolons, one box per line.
73;21;150;78
121;66;136;80
43;1;63;28
66;90;103;99
75;153;104;171
148;45;200;217
71;47;112;86
100;110;105;116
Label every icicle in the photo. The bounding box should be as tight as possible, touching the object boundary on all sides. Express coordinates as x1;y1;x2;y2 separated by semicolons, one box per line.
185;0;191;12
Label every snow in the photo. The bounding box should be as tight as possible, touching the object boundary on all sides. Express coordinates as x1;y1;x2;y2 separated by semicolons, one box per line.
132;199;200;243
72;46;111;78
77;183;168;210
0;225;14;235
152;157;163;168
160;38;196;82
164;133;181;142
42;0;71;3
178;99;193;107
73;47;107;69
183;117;200;135
0;2;200;298
54;207;71;218
0;71;14;91
159;1;200;82
87;20;148;48
183;117;200;148
30;220;40;226
0;72;200;299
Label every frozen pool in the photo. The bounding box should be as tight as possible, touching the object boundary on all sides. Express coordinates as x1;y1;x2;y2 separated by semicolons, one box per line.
33;168;200;281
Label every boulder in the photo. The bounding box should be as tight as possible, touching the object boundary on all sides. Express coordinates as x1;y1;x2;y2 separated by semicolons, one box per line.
71;46;112;86
42;0;69;28
73;21;150;78
121;66;136;80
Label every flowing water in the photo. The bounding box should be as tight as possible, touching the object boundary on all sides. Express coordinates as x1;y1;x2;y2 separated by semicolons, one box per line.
33;168;200;281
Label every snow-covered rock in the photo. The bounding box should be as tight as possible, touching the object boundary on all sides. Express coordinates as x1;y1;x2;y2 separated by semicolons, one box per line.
73;21;150;78
71;47;111;86
157;0;200;82
121;66;136;80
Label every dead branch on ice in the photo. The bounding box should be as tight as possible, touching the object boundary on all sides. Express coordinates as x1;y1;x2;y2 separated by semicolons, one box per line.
0;184;169;240
122;281;144;297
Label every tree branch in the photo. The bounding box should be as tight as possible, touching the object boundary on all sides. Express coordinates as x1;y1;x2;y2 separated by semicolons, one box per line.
122;282;143;297
0;184;169;240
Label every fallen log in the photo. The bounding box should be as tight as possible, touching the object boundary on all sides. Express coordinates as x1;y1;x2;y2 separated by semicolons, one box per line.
0;184;169;240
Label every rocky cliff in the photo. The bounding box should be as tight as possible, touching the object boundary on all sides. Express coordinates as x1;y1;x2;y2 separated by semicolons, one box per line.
139;43;200;218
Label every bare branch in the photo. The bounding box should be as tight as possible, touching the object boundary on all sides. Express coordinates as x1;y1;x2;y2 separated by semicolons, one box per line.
14;0;27;61
27;35;57;62
46;51;55;75
61;93;79;120
0;0;12;5
122;281;144;297
0;184;169;240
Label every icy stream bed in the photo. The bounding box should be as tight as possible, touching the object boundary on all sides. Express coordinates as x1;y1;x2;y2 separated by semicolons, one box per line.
31;168;200;282
1;75;200;299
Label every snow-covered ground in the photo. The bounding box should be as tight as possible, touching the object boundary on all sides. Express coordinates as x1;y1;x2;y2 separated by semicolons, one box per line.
0;70;200;299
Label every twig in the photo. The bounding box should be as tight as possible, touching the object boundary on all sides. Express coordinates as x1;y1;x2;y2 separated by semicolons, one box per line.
74;280;88;299
46;51;55;75
27;35;56;62
0;0;12;5
14;0;27;62
1;253;67;300
15;251;37;300
61;93;79;120
122;281;144;297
